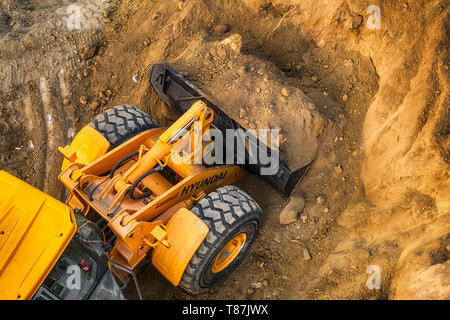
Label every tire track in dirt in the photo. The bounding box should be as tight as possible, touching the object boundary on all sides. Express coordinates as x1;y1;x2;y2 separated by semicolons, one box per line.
37;75;72;199
22;83;47;189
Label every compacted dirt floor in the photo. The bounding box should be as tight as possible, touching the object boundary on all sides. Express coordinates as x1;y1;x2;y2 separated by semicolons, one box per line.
0;0;448;299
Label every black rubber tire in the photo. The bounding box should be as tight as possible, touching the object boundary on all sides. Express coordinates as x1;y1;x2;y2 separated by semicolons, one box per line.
179;185;262;294
89;105;158;150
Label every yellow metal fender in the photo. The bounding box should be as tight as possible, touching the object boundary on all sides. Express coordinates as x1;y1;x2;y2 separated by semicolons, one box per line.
60;126;110;171
152;208;209;286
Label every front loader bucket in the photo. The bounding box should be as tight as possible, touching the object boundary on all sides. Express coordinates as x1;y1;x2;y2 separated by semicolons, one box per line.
149;62;311;197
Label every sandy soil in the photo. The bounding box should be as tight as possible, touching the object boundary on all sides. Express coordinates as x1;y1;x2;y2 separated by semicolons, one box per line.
0;0;448;300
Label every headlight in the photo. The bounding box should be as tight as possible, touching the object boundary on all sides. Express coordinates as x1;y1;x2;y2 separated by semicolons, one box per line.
89;271;126;300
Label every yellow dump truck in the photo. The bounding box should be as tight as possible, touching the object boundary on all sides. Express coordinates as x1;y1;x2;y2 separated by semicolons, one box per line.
0;171;125;300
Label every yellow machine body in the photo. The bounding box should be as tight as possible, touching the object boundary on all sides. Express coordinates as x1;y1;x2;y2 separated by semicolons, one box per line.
152;208;209;286
60;125;110;171
57;101;247;287
0;171;76;300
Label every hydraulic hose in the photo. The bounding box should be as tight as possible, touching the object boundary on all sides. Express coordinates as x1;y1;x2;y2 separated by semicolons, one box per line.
109;150;140;179
128;165;163;200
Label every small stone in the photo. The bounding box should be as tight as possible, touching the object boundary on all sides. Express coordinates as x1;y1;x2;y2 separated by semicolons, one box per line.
251;281;262;289
303;248;312;261
323;64;329;69
89;101;100;111
256;87;261;93
281;87;290;97
342;177;346;181
62;98;70;106
279;95;288;104
334;164;343;174
352;150;358;157
311;76;319;83
79;96;88;105
323;207;329;213
103;11;109;18
239;108;247;119
300;214;308;224
237;65;246;76
323;91;329;96
342;94;349;101
316;196;325;204
281;276;289;280
446;245;450;252
262;280;268;287
152;12;160;20
214;24;230;34
339;136;344;141
279;194;306;224
83;68;91;77
247;288;255;295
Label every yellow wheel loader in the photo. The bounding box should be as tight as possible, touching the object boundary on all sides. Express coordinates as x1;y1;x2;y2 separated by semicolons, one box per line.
0;63;310;300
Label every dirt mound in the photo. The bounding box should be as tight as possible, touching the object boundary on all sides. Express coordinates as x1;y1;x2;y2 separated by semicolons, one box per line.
169;32;331;168
0;0;448;299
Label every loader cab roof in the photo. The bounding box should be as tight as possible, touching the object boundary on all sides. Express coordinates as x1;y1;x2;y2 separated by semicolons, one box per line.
0;170;76;300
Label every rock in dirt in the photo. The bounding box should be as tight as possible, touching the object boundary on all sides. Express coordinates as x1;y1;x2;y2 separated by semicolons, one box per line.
300;214;308;224
316;195;325;204
83;68;91;77
89;101;100;111
214;24;230;34
279;193;306;224
79;96;88;105
334;164;343;174
303;247;312;261
80;41;100;60
239;107;247;119
338;9;363;30
234;66;245;77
